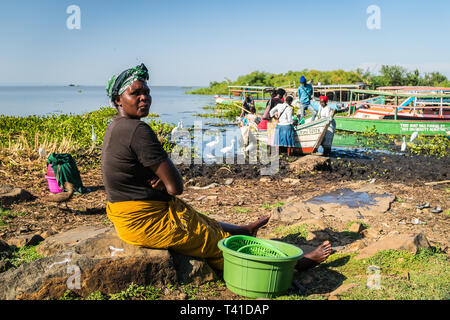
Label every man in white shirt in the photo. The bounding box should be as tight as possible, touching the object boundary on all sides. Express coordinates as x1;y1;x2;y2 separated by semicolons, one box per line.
317;96;331;119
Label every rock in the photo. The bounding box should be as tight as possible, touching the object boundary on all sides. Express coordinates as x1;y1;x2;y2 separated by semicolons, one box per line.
7;234;44;248
348;223;364;234
0;250;176;300
354;232;431;260
40;230;57;239
0;185;34;206
288;155;330;173
361;228;380;239
345;239;367;252
272;185;395;224
0;226;219;300
0;260;13;273
224;178;234;186
270;201;316;223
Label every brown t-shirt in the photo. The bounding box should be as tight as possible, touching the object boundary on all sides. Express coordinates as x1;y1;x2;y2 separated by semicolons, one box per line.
101;117;172;203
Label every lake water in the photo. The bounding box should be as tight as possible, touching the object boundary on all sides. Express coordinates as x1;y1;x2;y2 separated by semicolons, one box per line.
0;85;399;158
0;85;218;127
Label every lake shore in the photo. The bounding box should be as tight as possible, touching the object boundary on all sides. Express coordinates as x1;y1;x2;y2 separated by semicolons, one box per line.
1;152;449;300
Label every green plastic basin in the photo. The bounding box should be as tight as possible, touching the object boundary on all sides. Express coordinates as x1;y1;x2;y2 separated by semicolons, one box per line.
218;235;303;298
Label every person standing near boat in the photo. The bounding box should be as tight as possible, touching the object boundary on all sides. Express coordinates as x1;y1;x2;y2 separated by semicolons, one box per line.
297;76;316;121
270;95;296;155
317;96;331;118
240;95;256;117
265;88;286;146
317;96;336;155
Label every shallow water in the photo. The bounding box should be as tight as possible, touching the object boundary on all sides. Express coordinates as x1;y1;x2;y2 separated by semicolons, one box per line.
306;188;391;209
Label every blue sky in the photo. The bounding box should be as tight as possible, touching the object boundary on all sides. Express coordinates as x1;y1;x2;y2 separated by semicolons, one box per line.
0;0;449;86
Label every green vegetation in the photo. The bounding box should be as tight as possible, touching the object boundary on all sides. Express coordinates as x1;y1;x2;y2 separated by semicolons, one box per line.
6;245;43;269
0;207;27;228
186;65;450;95
351;127;450;158
58;281;226;300
0;107;175;168
193;103;241;120
234;207;251;213
277;248;450;300
274;224;309;242
408;134;450;158
262;201;286;210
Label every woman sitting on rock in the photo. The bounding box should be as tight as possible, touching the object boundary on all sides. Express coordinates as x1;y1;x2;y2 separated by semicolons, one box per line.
102;63;331;271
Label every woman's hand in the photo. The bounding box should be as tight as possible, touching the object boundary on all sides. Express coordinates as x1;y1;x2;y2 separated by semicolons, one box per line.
149;158;184;196
149;178;166;191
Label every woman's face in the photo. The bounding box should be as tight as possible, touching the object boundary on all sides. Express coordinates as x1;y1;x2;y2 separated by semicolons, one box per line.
116;80;152;119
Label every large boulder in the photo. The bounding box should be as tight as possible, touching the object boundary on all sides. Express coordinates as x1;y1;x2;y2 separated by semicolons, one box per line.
272;184;395;224
288;155;331;173
0;185;34;206
354;232;431;260
0;226;218;300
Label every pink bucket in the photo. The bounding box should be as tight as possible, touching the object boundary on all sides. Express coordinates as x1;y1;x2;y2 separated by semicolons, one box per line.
45;164;62;193
45;175;62;193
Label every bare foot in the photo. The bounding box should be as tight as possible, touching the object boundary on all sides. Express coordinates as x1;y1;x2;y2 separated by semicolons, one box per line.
246;214;271;237
295;241;332;271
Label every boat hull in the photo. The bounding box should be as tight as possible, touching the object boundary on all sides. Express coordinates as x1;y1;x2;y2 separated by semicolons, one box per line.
335;116;450;135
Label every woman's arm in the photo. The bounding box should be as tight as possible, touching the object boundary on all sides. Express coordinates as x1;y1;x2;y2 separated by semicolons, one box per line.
149;158;184;196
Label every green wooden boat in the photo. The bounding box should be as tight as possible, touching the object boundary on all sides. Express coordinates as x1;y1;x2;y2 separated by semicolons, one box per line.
335;89;450;135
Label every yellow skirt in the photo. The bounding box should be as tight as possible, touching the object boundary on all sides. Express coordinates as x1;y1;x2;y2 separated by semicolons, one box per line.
106;197;231;270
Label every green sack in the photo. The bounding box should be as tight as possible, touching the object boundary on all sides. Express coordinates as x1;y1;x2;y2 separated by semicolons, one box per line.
47;153;85;194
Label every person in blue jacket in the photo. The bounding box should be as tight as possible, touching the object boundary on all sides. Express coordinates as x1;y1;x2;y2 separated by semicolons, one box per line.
297;75;317;121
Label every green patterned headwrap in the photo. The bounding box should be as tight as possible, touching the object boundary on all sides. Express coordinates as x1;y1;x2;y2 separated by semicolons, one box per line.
106;63;149;103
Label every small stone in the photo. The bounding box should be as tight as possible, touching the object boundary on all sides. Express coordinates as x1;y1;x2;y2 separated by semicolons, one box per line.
40;230;57;239
224;178;234;186
7;234;44;248
196;196;207;201
348;223;364;234
259;177;270;183
361;228;380;239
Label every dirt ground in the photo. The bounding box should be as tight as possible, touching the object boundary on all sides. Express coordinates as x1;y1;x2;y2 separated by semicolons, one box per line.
0;152;449;299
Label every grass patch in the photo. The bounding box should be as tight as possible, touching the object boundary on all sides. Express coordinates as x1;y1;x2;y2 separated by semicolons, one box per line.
280;247;450;300
274;224;309;242
7;245;43;268
234;207;251;213
345;221;370;229
261;201;285;210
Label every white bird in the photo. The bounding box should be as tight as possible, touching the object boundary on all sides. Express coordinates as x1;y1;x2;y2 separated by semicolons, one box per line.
410;131;419;143
206;135;220;148
91;125;97;144
244;141;256;152
220;139;236;154
401;136;407;152
171;120;183;139
38;147;46;158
